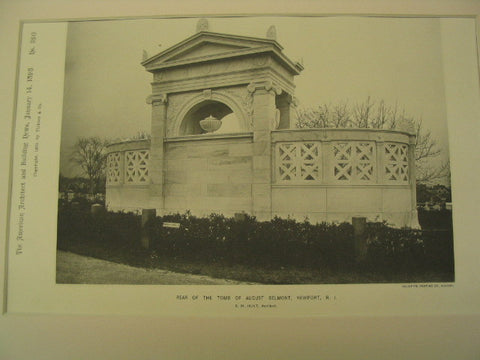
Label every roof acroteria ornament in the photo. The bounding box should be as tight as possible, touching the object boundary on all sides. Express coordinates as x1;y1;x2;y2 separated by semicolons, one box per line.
266;25;277;40
196;18;209;33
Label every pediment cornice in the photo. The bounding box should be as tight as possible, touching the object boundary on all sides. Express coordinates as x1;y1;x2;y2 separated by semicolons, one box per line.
142;31;303;75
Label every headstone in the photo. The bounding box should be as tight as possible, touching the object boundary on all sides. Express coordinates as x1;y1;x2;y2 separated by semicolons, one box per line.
234;212;246;222
141;209;157;249
91;203;104;216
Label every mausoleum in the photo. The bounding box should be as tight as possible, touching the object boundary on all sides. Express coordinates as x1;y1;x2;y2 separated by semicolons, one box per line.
105;20;419;228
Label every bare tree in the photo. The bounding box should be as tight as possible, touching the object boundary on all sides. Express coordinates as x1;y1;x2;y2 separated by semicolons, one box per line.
410;119;451;184
413;119;441;162
296;104;330;128
332;101;351;128
71;137;109;194
416;159;450;185
295;97;450;184
352;96;374;128
371;99;390;129
296;101;352;129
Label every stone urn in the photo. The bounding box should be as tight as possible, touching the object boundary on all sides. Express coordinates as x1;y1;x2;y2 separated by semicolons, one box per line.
199;115;222;133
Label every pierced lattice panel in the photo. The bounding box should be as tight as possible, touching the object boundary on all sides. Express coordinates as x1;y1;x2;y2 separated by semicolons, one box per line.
125;150;149;184
106;152;121;185
333;142;375;182
384;143;409;183
277;142;321;182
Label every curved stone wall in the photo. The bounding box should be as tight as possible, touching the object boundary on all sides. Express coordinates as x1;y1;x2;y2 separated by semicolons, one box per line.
105;129;418;227
271;129;418;227
105;139;151;212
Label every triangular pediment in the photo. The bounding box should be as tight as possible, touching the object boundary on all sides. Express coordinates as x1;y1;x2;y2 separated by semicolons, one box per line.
166;42;248;62
142;32;281;70
142;31;303;75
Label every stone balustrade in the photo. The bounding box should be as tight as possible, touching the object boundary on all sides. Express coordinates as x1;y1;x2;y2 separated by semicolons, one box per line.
106;139;151;186
271;128;415;186
105;139;151;212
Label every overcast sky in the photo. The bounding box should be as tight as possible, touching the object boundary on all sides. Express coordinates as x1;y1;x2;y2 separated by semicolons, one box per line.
60;16;461;178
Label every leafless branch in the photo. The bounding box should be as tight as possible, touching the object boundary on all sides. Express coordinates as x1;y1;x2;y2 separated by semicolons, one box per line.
294;97;448;184
70;137;109;194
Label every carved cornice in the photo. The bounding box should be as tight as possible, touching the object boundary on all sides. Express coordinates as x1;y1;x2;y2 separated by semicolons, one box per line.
140;31;305;76
247;80;282;96
151;67;295;96
146;94;168;106
271;128;413;144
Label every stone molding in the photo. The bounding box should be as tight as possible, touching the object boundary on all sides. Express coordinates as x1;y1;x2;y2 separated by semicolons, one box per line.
271;128;415;143
202;89;212;99
152;69;295;98
146;93;168;106
106;139;151;153
247;80;282;96
171;89;250;136
166;92;195;137
141;31;302;76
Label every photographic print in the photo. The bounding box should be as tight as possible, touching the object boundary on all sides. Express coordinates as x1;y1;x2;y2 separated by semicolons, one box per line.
3;1;480;357
55;16;454;286
8;12;479;317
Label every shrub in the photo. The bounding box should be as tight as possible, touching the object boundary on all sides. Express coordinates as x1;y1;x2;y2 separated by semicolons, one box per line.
418;208;453;230
57;202;141;251
422;229;455;274
57;206;454;279
144;214;356;270
364;222;454;276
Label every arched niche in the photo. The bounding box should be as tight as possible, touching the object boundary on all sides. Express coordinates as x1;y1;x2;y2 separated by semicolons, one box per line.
174;91;249;136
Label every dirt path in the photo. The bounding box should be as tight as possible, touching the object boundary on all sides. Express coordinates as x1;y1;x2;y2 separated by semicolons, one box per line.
56;251;254;285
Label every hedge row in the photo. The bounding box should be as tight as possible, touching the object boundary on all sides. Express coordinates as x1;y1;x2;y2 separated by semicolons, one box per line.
364;222;454;274
146;213;355;270
57;201;142;254
417;208;453;230
57;204;454;276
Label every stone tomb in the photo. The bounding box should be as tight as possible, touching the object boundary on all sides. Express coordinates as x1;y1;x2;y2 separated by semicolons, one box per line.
106;23;419;228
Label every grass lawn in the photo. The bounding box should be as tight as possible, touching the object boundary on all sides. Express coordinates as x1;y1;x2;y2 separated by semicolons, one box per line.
56;250;255;285
140;254;454;284
58;240;454;285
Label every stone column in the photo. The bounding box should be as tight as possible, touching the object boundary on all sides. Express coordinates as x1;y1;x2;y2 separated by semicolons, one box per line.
247;81;281;221
288;96;298;130
147;93;168;213
275;93;294;129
